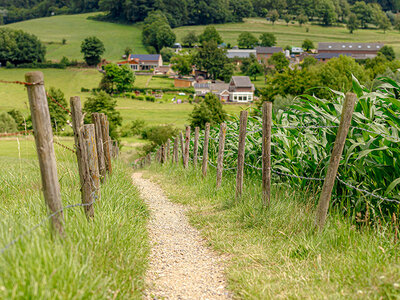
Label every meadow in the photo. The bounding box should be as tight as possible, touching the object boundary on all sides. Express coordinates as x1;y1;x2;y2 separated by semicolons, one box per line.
0;137;149;299
3;13;146;61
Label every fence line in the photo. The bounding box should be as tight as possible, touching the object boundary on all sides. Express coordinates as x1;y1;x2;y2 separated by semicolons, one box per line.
0;130;33;137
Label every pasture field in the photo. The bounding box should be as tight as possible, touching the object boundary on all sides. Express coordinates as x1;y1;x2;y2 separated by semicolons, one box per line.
0;137;149;299
174;18;400;56
3;13;146;61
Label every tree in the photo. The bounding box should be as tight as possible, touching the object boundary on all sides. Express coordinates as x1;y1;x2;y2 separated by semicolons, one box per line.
240;54;258;74
316;0;337;26
198;26;223;45
283;14;291;26
155;24;176;51
80;36;105;66
0;28;46;65
192;41;228;80
246;62;263;80
100;64;135;94
302;56;317;69
347;13;360;33
379;45;395;61
47;87;69;131
395;15;400;32
229;0;254;22
182;31;198;47
160;47;174;62
238;32;259;49
7;109;26;131
171;55;192;76
297;14;308;26
302;39;314;51
351;1;373;28
268;9;279;24
83;91;122;141
142;11;176;53
124;46;132;57
259;32;277;47
190;93;227;129
220;63;235;83
268;52;289;72
378;14;391;33
0;112;17;133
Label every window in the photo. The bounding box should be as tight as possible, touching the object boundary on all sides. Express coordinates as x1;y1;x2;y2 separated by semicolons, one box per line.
367;45;371;49
328;45;332;49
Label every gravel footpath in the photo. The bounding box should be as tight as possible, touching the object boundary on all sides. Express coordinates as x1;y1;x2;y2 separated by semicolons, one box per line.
132;172;231;300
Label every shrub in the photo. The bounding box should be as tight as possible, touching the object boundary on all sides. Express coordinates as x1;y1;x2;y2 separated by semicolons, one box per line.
0;112;17;133
141;124;178;154
136;96;145;101
190;93;227;129
81;87;90;92
145;95;156;102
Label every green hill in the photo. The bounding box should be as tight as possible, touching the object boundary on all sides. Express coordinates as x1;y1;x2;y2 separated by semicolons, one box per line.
3;13;146;61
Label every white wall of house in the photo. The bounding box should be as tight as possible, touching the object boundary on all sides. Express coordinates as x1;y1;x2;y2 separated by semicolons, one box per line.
230;92;253;102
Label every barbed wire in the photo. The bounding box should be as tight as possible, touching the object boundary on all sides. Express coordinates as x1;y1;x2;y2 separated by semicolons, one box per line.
0;79;42;86
273;125;339;129
336;176;400;204
0;130;33;138
53;141;76;154
46;92;72;116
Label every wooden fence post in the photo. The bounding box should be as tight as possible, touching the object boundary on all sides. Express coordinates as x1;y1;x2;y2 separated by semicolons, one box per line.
180;131;184;165
184;126;191;168
162;144;167;164
100;114;112;175
193;127;200;167
173;136;179;164
82;124;99;218
26;71;64;236
202;123;211;177
236;111;248;199
166;139;170;161
92;113;106;181
216;123;227;189
315;93;356;230
262;102;273;207
147;153;151;166
70;96;93;219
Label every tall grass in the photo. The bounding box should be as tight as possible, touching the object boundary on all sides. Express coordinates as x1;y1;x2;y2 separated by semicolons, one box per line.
148;162;400;299
0;143;148;299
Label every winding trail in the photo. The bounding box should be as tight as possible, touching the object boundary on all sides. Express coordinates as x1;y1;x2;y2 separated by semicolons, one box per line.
132;172;231;300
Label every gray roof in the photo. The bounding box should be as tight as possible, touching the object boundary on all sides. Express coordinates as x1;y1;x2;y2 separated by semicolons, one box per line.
194;83;211;89
255;47;283;54
318;42;384;52
211;82;229;93
316;53;375;60
130;54;161;61
227;50;256;59
231;76;252;88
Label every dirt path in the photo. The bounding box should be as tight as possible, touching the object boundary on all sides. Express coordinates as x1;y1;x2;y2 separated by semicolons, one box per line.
132;172;231;300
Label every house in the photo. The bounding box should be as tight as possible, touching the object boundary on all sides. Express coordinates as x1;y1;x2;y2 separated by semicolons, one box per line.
117;54;163;71
291;47;304;55
317;42;384;61
154;65;175;76
228;76;255;102
210;82;230;102
227;49;257;64
194;82;212;97
255;47;283;64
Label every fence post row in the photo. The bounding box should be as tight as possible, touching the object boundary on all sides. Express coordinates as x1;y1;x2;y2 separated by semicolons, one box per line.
236;111;248;199
193;127;200;167
315;92;357;230
92;113;106;181
184;126;191;168
202;123;211;177
70;97;94;220
180;131;184;165
173;136;179;164
100;113;112;176
262;102;273;207
216;123;227;189
25;71;64;236
82;124;100;218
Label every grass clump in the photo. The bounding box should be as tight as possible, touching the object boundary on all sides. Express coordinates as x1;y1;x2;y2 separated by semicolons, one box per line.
0;139;149;299
147;163;400;299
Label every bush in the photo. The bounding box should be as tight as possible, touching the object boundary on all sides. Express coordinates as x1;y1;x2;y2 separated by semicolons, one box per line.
141;124;178;154
136;96;145;101
5;62;66;69
81;87;90;92
190;93;227;129
0;112;17;133
145;95;156;102
7;109;26;131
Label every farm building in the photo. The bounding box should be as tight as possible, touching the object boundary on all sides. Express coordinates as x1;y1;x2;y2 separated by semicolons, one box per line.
228;76;255;103
316;42;384;61
255;47;283;64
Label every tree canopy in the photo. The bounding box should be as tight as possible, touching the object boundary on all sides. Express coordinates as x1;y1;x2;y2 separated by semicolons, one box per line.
80;36;105;66
190;93;227;129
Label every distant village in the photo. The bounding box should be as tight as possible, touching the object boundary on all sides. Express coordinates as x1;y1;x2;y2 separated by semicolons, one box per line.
117;42;384;104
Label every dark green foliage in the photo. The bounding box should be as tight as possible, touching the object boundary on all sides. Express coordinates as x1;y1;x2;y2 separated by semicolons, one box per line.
181;31;198;47
7;109;26;131
238;32;259;49
302;56;317;68
268;52;289;72
246;61;263;80
171;55;192;76
347;13;360;33
316;0;337;26
0;112;17;133
198;26;223;45
302;39;314;51
190;93;227;129
379;45;395;61
221;63;235;83
0;28;46;65
160;48;174;62
124;47;132;57
46;87;69;131
240;54;258;74
141;124;178;153
100;64;135;94
229;0;253;22
83;91;122;141
80;36;105;66
142;11;176;53
268;9;279;24
259;33;276;47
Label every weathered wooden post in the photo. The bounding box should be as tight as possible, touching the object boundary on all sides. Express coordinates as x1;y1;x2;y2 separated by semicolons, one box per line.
147;153;151;166
236;111;248;199
202;123;211;177
26;71;64;235
82;124;99;218
173;136;179;164
184;126;191;168
216;123;227;189
162;144;167;164
315;93;356;230
193;127;200;167
166;139;170;161
92;113;106;181
262;102;273;207
100;114;112;175
180;131;184;165
70;96;94;219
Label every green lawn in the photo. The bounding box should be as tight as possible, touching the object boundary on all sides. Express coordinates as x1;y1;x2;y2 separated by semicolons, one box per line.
3;13;146;61
174;18;400;56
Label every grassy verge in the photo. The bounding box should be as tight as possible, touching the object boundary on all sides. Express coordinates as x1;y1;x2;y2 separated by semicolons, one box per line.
145;163;400;299
0;138;148;299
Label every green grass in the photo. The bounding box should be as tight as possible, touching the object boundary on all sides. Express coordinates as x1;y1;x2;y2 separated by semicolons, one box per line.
145;162;400;299
174;18;400;56
0;138;149;299
3;13;146;61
